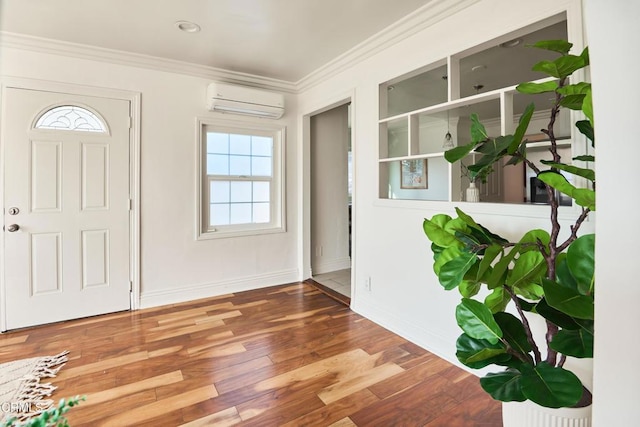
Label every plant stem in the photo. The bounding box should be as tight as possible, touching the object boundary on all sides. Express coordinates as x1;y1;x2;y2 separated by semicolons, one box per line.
505;285;541;364
542;77;568;366
559;354;567;368
557;207;591;253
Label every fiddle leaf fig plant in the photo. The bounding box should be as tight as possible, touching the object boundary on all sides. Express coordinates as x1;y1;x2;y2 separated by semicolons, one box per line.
423;40;594;409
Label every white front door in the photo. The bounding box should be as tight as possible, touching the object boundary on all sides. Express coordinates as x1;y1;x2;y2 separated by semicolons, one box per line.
2;88;131;330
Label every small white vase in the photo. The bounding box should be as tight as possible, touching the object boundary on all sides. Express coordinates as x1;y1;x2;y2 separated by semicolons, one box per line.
502;400;592;427
466;182;480;202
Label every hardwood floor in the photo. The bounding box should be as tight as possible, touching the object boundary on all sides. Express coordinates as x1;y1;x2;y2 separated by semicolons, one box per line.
0;282;502;426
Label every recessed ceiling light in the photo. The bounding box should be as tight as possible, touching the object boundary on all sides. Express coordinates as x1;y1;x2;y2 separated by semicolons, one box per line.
471;65;487;72
175;21;201;33
500;38;522;48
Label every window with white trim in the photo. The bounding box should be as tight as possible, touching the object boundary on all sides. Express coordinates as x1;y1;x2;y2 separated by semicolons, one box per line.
197;118;285;239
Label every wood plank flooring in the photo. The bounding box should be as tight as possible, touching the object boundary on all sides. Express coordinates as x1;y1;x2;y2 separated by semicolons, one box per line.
0;282;502;426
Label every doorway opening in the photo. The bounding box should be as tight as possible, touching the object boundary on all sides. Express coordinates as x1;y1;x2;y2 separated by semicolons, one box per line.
309;103;352;302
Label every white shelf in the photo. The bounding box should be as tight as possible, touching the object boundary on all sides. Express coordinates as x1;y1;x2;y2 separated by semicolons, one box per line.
379;153;445;163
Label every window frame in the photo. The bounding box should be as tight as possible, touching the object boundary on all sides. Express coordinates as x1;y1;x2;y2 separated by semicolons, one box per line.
196;117;286;240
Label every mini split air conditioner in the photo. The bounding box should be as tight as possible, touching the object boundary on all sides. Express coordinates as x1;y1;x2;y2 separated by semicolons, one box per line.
207;82;284;119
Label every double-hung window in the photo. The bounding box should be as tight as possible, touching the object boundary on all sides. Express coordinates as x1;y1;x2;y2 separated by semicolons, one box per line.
197;118;285;239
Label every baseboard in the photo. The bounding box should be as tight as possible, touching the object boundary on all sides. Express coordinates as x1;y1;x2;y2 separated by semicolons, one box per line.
312;257;351;275
139;268;299;309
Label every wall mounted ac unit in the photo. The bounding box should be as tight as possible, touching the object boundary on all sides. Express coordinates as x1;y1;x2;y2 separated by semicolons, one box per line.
207;82;285;119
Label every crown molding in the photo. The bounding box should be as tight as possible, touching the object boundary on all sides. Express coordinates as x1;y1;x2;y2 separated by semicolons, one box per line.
0;31;297;93
0;0;479;95
295;0;480;92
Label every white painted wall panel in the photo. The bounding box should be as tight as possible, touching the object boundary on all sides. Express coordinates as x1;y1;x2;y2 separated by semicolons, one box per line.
31;140;61;212
30;232;62;295
81;229;109;288
82;143;109;210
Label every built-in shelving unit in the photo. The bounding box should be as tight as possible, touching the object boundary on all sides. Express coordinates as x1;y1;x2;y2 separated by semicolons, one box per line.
377;14;583;205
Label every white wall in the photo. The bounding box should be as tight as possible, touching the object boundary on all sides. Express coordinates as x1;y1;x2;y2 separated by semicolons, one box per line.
585;0;640;424
0;47;299;307
298;0;593;383
310;104;351;274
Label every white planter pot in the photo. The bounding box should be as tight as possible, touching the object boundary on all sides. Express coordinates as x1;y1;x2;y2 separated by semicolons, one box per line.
502;400;591;427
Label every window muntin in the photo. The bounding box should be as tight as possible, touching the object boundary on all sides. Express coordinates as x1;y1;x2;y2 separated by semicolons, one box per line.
34;105;108;133
198;119;285;238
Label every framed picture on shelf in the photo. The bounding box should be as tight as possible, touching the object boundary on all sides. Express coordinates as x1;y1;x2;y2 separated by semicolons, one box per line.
400;159;428;189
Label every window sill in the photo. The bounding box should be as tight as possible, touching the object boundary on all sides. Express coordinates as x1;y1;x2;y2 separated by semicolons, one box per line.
197;224;286;240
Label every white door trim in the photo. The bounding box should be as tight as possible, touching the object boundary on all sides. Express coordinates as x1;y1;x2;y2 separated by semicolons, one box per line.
0;77;141;331
297;89;356;301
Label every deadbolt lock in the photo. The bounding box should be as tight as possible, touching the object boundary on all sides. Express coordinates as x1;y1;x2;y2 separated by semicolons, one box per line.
8;207;19;215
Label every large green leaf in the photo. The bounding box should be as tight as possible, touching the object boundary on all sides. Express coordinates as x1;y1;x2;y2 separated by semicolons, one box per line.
518;229;550;253
582;89;594;124
573;154;594;162
431;243;444;261
467;159;495;183
558;83;591;110
532;55;586;79
520;363;584;408
423;216;461;248
550;329;594;358
575;120;595;145
456;298;503;344
537;172;596;210
507;251;546;288
494;312;532;357
557;82;591;96
559;94;586;110
455;231;482;252
530;39;573;55
470;113;489;143
434;245;463;276
485;287;511;313
567;234;595;295
516;81;558;94
535;298;581;330
476;135;514;155
509;103;535;154
459;280;481;298
556;255;579;291
454;208;481;229
480;371;526;402
439;252;477;290
456;333;509;369
477;244;503;282
444;217;470;236
487;248;517;289
515;282;544;300
445;141;477;163
580;46;590;66
539;161;595;182
543;278;594;320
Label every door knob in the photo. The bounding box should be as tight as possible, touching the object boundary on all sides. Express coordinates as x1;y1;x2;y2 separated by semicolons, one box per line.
6;224;20;232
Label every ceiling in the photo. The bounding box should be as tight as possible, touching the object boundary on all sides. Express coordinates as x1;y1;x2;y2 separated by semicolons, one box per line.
0;0;433;83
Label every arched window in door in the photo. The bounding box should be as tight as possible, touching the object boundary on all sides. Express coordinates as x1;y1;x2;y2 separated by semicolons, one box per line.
34;105;108;133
